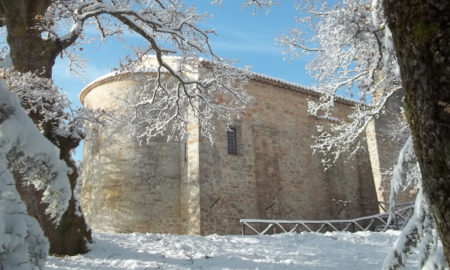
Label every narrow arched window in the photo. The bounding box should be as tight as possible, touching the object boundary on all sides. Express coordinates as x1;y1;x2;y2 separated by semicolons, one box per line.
227;126;238;155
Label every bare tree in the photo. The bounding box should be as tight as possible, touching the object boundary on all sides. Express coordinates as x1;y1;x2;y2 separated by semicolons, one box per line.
275;0;402;165
244;0;449;267
0;0;249;255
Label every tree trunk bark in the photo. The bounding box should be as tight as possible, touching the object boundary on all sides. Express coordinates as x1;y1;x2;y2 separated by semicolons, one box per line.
384;0;450;264
2;0;57;77
1;0;92;255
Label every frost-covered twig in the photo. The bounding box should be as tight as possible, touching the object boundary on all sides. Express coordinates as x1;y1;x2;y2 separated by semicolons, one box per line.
311;88;397;166
385;136;420;222
274;0;446;268
382;136;446;269
2;69;85;140
278;0;402;165
114;57;251;144
241;0;281;14
38;0;251;142
383;190;445;269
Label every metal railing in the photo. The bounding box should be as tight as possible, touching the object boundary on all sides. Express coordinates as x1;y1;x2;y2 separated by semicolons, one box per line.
240;202;414;235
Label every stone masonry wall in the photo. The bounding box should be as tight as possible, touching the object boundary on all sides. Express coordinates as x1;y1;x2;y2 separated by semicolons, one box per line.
81;64;382;236
178;109;201;234
198;79;379;235
82;77;182;233
365;89;416;206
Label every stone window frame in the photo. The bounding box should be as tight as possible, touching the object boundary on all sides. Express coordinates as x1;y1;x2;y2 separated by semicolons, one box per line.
227;124;244;156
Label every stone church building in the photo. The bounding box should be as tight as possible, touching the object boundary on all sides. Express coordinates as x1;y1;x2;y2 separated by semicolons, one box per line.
80;56;411;235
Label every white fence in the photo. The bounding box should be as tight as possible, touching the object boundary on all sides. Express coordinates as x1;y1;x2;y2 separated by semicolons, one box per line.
240;202;414;235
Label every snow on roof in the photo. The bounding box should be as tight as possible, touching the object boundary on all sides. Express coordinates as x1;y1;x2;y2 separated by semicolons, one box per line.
245;70;358;105
79;66;159;104
80;56;359;106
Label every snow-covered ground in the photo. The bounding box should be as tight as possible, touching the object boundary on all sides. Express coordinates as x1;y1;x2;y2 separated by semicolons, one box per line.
46;231;418;270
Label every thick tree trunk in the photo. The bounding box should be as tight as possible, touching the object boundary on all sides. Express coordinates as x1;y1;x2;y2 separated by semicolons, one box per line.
2;0;58;77
384;0;450;264
1;0;92;255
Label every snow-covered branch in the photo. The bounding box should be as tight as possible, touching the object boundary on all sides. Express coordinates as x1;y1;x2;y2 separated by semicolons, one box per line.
116;57;251;144
241;0;281;14
41;1;220;74
0;79;71;222
36;1;251;142
310;87;398;167
387;136;420;213
3;69;85;141
278;0;402;164
212;0;281;12
0;80;71;268
382;137;446;269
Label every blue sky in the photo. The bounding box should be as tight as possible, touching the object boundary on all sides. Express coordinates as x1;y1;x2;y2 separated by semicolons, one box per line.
52;2;313;160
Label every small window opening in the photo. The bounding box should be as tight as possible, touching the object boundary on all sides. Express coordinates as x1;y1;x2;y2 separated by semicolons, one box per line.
227;126;238;155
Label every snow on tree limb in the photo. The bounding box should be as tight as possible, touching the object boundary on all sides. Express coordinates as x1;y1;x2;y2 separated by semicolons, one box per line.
3;69;85;140
212;0;281;11
0;1;252;146
32;0;220;75
0;79;71;268
387;137;420;215
0;79;71;223
0;174;49;269
277;0;402;165
240;0;281;14
275;1;446;267
311;88;398;166
30;1;251;143
382;189;445;269
87;56;251;144
381;137;446;269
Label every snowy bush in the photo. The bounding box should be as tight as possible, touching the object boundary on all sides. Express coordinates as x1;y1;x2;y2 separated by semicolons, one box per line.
0;80;71;269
